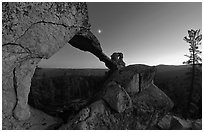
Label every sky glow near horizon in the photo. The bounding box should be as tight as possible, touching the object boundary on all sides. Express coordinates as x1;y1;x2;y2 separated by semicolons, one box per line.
38;2;202;68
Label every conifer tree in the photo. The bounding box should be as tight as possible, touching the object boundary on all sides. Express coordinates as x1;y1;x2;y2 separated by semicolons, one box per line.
183;29;202;118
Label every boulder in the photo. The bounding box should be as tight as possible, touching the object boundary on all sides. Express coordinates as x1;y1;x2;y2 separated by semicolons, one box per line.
2;106;63;130
170;116;192;130
125;74;140;93
191;119;202;130
60;65;174;129
157;114;202;130
103;81;132;113
111;52;126;69
157;114;173;129
59;100;112;130
106;64;156;94
129;83;174;129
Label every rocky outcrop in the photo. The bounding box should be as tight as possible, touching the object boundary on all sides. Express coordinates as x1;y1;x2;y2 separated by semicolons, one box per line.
2;2;118;129
5;107;63;130
59;65;174;130
103;81;132;113
106;64;156;94
156;114;202;130
2;2;174;130
68;29;119;70
111;52;126;69
2;2;89;122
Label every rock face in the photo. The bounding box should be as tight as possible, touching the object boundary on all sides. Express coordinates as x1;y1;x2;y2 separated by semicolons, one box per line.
157;114;172;129
106;64;156;93
2;2;174;130
103;81;132;113
111;52;126;69
156;114;202;130
59;65;174;130
2;106;63;130
2;2;117;129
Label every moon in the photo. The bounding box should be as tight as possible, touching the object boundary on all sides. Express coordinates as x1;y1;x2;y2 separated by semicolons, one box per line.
98;29;102;34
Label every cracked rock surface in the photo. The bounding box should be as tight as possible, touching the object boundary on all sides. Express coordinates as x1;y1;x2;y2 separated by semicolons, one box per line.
2;2;91;129
2;2;174;130
2;2;119;129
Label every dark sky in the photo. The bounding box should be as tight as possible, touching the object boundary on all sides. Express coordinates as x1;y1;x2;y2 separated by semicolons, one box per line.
39;2;202;68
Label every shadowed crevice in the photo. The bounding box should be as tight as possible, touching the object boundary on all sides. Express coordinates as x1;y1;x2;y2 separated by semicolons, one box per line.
12;67;18;116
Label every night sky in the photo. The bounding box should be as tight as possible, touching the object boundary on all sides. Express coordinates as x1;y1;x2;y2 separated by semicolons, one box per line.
38;2;202;68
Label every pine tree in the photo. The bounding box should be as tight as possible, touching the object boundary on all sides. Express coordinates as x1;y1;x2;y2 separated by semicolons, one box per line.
183;29;202;118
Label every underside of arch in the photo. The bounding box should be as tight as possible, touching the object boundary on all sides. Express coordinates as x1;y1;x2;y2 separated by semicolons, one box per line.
2;2;118;125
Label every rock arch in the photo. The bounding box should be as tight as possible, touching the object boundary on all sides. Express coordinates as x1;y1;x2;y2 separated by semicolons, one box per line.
2;2;117;125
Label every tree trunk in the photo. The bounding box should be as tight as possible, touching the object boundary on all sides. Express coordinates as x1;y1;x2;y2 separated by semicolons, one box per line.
186;43;196;118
